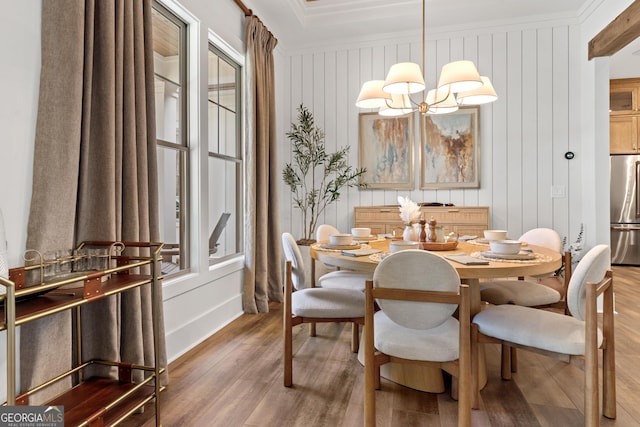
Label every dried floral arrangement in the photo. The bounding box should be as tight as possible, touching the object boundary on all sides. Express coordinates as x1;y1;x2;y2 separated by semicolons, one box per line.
397;196;421;225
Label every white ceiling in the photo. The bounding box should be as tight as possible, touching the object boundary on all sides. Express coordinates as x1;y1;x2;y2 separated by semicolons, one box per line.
610;38;640;79
244;0;639;78
246;0;589;49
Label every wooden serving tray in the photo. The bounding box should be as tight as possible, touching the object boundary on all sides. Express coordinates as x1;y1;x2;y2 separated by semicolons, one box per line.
420;241;458;251
352;235;380;242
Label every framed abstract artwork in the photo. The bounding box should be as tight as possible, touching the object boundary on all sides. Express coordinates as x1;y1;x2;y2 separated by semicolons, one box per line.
420;106;480;189
358;112;414;189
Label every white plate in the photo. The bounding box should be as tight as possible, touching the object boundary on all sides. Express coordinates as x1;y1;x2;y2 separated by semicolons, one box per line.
319;243;361;250
480;251;536;260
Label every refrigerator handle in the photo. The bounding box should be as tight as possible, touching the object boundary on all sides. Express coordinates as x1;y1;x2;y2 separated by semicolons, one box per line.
636;161;640;218
611;225;640;231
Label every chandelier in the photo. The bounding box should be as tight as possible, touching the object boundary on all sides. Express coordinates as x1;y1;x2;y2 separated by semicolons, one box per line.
355;0;497;116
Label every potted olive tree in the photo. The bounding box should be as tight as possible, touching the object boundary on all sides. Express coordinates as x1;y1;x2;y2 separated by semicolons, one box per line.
283;104;366;245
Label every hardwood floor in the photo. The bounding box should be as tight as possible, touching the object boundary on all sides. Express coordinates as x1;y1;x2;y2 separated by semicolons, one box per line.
122;265;640;426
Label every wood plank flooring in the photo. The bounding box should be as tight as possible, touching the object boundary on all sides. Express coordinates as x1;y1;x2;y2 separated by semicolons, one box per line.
121;265;640;426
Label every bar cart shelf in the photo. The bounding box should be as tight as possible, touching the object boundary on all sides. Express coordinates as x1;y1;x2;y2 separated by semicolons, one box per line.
0;241;164;427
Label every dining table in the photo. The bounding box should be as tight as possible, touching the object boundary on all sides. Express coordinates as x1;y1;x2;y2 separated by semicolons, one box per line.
309;237;562;393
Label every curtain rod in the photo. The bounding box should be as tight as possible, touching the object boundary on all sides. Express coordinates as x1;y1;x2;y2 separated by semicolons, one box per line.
234;0;252;16
233;0;277;41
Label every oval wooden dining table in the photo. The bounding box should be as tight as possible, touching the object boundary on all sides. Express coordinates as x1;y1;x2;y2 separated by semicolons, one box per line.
310;238;562;393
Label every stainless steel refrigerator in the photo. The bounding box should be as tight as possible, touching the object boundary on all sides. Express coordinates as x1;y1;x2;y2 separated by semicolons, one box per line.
611;154;640;264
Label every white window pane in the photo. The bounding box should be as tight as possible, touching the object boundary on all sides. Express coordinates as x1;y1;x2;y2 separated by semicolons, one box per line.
208;101;219;153
157;147;180;244
208;157;239;259
152;9;181;83
154;2;188;276
155;77;181;144
219;60;236;112
222;109;236;157
208;50;219;105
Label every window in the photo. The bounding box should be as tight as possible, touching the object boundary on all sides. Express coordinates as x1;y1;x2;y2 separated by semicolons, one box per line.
207;43;242;263
152;2;189;275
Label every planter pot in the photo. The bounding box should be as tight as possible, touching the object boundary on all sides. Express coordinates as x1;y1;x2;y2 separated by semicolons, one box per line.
297;239;337;288
297;240;315;289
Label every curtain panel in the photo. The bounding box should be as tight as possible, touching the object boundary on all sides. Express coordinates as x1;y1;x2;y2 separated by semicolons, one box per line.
243;16;283;313
22;0;167;403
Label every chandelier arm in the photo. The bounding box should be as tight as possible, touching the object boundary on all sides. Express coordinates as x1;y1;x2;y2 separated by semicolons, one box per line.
384;92;422;110
429;85;453;107
407;93;421;107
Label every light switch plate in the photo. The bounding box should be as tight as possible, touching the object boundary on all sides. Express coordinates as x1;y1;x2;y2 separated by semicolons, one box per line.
551;185;566;198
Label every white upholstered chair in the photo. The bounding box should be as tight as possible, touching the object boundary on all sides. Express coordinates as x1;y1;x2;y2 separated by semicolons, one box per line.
473;245;615;427
282;232;367;387
293;226;371;291
315;224;341;275
364;250;472;427
480;228;567;308
316;223;341;242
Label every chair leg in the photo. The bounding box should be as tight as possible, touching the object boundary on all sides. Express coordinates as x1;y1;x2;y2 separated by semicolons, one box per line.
309;323;316;337
585;281;599;427
351;322;360;353
364;283;376;427
365;357;376;427
603;343;617;419
284;319;293;387
284;262;293;387
501;342;512;380
603;275;617;419
451;376;459;401
471;325;480;410
510;347;518;373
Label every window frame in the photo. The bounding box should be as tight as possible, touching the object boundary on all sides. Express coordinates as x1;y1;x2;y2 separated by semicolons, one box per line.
152;0;190;275
206;36;244;265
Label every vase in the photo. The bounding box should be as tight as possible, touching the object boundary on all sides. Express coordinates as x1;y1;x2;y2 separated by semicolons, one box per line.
402;224;417;242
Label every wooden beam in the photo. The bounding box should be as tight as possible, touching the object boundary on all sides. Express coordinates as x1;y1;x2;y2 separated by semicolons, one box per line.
589;0;640;59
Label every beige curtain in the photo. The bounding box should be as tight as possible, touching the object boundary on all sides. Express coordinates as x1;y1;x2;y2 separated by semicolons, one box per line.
22;0;167;402
243;16;283;313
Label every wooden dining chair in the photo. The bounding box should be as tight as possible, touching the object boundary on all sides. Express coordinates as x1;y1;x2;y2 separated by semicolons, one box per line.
480;228;566;308
316;223;341;274
473;245;615;427
283;232;371;292
479;228;573;372
282;233;367;387
364;250;473;427
316;223;341;242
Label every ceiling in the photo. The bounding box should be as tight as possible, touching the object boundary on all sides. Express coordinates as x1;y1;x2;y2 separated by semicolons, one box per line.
610;38;640;79
244;0;639;78
246;0;590;49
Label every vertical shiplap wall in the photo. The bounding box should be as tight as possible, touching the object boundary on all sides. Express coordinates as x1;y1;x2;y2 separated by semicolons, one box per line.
276;22;583;244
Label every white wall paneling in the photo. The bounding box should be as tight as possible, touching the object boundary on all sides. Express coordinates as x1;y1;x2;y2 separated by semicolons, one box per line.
537;28;554;229
551;26;571;242
506;30;524;235
521;29;539;231
276;23;583;244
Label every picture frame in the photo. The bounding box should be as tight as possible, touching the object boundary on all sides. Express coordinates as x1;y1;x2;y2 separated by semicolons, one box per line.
420;106;480;189
358;112;414;190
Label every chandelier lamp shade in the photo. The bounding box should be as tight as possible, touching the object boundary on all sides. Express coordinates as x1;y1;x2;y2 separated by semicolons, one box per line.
355;0;497;116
